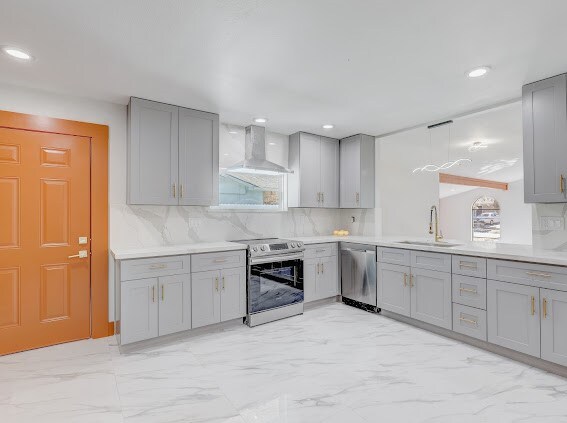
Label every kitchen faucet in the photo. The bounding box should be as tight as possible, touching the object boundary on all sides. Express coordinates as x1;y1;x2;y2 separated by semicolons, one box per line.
429;205;443;242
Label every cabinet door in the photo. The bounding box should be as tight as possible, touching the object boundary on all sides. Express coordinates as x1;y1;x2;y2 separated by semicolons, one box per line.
158;274;191;336
523;74;567;203
487;280;540;357
191;271;221;328
340;136;361;208
320;137;339;208
541;288;567;366
410;268;452;329
377;262;411;317
120;278;158;344
299;133;321;207
128;98;179;205
220;267;247;322
303;258;319;303
317;255;339;299
178;107;219;206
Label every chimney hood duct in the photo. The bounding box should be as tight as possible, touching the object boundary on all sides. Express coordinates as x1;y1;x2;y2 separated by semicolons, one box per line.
227;125;293;175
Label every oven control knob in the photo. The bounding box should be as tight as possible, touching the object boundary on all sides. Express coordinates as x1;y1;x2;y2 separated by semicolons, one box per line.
261;245;267;251
297;242;303;247
252;246;258;252
291;242;297;248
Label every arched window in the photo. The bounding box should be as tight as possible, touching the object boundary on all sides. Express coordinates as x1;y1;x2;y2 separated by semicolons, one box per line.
472;196;501;241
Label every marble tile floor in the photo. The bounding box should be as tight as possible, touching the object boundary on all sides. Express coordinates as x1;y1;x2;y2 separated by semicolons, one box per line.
2;303;567;423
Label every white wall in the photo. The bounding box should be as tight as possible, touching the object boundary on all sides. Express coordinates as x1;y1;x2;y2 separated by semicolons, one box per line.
439;180;532;245
377;127;439;238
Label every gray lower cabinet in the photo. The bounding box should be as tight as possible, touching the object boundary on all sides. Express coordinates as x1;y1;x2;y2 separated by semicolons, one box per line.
377;262;411;317
540;288;567;366
158;274;191;336
120;274;192;344
410;268;452;330
487;280;541;357
523;73;567;203
120;278;159;344
192;267;246;328
128;97;219;206
304;253;339;303
339;134;375;209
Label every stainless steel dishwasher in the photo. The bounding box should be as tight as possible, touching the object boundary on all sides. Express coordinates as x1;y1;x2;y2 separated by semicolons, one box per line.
341;243;377;308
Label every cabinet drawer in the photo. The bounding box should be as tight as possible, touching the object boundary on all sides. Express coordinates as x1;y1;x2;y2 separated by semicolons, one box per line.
452;256;486;278
411;251;451;273
452;275;487;310
487;259;567;291
191;250;246;272
121;255;190;281
453;304;487;341
304;243;338;259
377;247;410;266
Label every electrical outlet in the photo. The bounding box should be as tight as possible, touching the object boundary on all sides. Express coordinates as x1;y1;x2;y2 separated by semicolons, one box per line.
540;216;564;231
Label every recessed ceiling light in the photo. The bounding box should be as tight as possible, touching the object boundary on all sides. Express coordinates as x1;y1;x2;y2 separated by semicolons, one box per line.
467;66;490;78
228;130;238;134
268;142;276;146
253;117;268;124
322;124;334;129
223;153;229;156
1;46;33;61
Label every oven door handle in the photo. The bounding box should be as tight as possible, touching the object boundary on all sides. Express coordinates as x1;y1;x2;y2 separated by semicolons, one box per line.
250;253;304;265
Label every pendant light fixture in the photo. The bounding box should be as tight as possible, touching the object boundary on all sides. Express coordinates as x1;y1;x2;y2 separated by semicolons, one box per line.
412;120;471;173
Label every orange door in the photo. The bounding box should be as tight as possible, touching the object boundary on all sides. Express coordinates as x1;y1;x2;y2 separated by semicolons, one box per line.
0;128;91;355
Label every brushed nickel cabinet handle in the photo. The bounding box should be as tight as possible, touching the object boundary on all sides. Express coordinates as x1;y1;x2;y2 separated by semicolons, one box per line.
173;183;176;198
180;183;184;198
222;276;225;290
215;277;219;292
321;192;324;203
543;298;548;319
410;274;414;288
526;271;551;278
152;286;155;303
459;316;478;326
531;295;535;316
403;273;407;287
161;284;165;301
321;262;324;273
317;262;320;274
355;192;360;204
561;174;565;193
459;287;478;294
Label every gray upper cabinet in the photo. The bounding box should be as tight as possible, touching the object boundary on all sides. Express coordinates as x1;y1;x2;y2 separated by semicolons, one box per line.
523;73;567;203
178;107;219;206
288;132;339;208
128;97;179;205
340;134;375;208
128;97;219;206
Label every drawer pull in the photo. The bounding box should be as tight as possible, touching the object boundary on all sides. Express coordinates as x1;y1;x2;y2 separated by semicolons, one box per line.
459;262;477;269
213;259;228;263
149;263;167;270
459;316;478;326
526;271;551;278
459;287;478;294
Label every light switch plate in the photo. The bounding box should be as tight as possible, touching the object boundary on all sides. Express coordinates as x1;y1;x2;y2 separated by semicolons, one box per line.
78;236;88;245
540;216;564;231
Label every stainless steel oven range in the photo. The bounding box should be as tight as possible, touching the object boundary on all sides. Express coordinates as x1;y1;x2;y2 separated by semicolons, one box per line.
235;238;305;327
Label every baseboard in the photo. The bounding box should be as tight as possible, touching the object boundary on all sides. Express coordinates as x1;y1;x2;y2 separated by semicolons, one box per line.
380;310;567;379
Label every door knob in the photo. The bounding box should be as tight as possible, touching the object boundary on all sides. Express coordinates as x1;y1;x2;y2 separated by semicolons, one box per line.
69;250;88;259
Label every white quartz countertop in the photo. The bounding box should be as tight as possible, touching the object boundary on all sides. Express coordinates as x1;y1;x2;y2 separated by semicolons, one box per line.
292;235;567;267
111;242;247;260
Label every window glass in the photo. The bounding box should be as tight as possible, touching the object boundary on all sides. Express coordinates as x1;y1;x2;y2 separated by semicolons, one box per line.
472;196;500;241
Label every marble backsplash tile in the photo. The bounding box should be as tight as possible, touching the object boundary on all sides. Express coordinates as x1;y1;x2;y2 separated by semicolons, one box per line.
110;204;350;250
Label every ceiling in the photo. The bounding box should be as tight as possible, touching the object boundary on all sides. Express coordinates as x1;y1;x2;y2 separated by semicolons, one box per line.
2;1;567;137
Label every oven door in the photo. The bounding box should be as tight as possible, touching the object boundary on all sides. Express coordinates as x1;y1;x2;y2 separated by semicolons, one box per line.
248;253;304;314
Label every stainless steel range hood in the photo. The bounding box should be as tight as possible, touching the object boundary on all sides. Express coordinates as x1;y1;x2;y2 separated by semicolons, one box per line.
227;125;293;175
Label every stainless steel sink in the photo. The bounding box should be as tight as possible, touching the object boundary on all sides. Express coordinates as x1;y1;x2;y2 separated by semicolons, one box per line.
397;240;462;248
